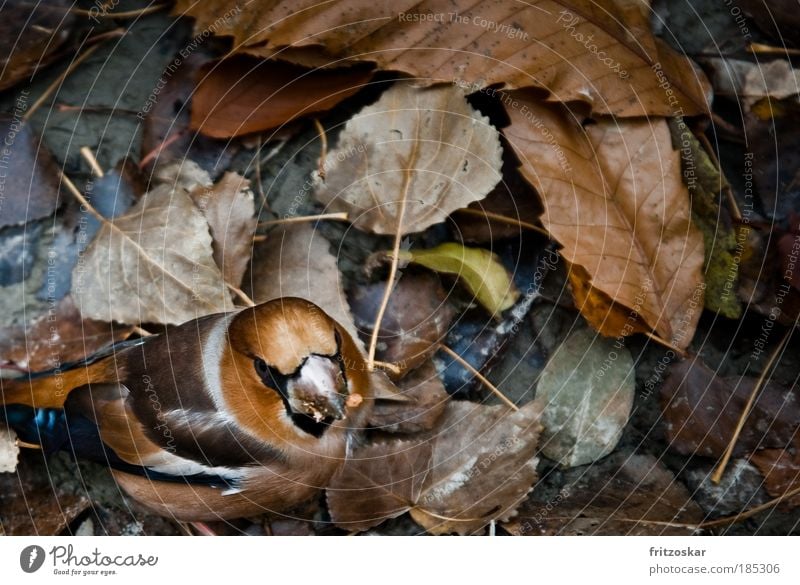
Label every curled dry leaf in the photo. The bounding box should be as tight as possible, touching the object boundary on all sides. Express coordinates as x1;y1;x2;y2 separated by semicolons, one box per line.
0;428;19;473
174;0;710;117
397;242;520;318
247;223;359;343
505;98;705;348
327;400;543;535
660;358;799;458
534;327;634;468
0;119;61;228
367;361;449;434
190;172;256;287
313;81;503;235
503;453;703;535
72;183;233;325
191;55;373;138
348;272;454;379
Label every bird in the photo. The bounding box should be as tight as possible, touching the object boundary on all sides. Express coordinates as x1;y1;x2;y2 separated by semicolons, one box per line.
0;297;372;521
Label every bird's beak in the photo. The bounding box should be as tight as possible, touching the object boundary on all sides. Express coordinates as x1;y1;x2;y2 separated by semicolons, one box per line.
287;355;347;422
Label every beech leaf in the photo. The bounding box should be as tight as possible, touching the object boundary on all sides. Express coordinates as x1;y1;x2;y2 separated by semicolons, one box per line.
313;81;503;235
173;0;710;117
505;98;705;348
247;223;360;344
190;172;257;287
396;242;520;318
534;328;634;467
72;184;233;325
327;400;543;534
191;56;372;138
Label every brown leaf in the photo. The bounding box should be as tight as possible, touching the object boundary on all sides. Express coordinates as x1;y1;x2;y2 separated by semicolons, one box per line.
0;479;90;535
0;119;61;228
190;172;256;287
660;358;799;458
313;81;503;235
0;296;128;372
348;272;454;378
0;1;74;90
247;223;360;343
749;448;800;507
504;453;703;535
367;361;449;433
191;55;372;138
505;97;705;348
327;400;543;534
173;0;709;117
72;183;233;325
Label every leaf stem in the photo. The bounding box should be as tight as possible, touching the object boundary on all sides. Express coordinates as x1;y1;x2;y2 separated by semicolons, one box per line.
455;208;550;237
80;146;104;177
258;212;349;227
711;327;792;483
313;118;328;179
440;344;518;411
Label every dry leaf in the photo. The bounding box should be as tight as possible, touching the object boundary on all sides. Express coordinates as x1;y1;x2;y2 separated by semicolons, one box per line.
191;55;372;138
367;361;449;433
0;428;19;473
348;272;454;378
72;183;233;325
749;448;800;507
0;1;73;90
505;97;705;348
660;358;799;458
247;223;359;343
173;0;709;117
534;327;634;467
0;487;90;536
397;242;520;317
705;58;800;108
327;400;542;535
504;453;703;535
313;81;503;235
0;296;127;372
0;119;61;228
190;172;256;287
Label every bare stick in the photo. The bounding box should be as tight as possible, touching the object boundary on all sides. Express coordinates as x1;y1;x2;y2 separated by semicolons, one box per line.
372;360;402;376
227;284;256;307
258;212;349;227
313;118;328;179
70;4;168;19
23;31;123;122
711;328;792;483
699;483;800;528
456;208;550;237
440;344;518;411
748;42;800;56
15;439;43;450
59;172;105;222
80;146;104;177
644;331;687;358
131;326;152;337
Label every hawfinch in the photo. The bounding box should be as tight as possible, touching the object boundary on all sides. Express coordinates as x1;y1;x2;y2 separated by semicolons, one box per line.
1;298;371;521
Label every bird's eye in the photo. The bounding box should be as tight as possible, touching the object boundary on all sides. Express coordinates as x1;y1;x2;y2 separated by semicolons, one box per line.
254;358;269;377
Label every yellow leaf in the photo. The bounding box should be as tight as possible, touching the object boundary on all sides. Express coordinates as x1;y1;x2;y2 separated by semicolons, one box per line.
396;242;519;318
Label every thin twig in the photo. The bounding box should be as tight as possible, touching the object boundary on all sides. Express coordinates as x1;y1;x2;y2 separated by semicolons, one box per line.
131;326;152;337
711;327;792;483
139;130;184;168
228;284;256;307
748;42;800;56
313;118;328;179
253;235;267;243
455;208;550;237
644;331;687;358
699;483;800;528
15;439;43;450
372;360;402;376
23;30;123;121
69;4;168;19
80;146;104;177
59;172;105;222
258;212;349;227
440;344;518;411
190;522;217;536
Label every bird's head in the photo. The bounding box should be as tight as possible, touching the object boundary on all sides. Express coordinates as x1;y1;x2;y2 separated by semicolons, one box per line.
220;298;369;451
